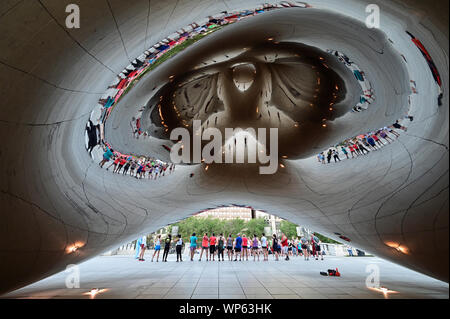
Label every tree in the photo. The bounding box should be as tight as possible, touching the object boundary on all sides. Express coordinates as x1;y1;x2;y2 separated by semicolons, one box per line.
315;232;341;244
163;216;341;245
280;220;298;239
245;218;266;237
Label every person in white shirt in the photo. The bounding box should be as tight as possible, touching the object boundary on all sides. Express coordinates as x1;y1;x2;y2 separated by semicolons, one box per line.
138;235;147;261
176;235;183;262
261;233;268;261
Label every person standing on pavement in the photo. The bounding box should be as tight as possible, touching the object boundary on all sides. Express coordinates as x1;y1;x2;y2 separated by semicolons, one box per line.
261;233;268;261
300;236;309;260
138;235;147;261
151;235;161;262
226;234;234;261
217;234;225;262
209;233;217;261
272;234;280;261
176;235;183;262
199;233;209;261
162;234;172;262
281;233;289;261
234;234;242;261
189;233;197;262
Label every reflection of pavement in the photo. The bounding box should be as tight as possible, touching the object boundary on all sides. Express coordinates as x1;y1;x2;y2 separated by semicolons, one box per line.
3;255;447;299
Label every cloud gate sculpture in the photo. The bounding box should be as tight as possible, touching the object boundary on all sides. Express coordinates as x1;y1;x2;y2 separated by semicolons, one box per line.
0;0;448;295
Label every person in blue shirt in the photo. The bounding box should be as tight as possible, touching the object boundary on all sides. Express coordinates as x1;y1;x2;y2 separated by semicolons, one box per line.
234;234;242;261
366;136;377;150
189;233;198;261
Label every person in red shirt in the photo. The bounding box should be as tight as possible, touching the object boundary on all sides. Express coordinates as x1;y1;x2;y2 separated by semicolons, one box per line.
199;233;209;261
209;233;217;261
242;234;249;261
106;154;120;171
108;75;129;90
281;234;289;261
115;156;127;174
349;144;356;158
372;133;384;147
353;143;361;156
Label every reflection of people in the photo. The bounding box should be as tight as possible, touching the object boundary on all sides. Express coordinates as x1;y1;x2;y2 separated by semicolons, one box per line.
99;147;114;168
347;245;354;256
130;117;138;138
392;120;407;132
86;120;98;156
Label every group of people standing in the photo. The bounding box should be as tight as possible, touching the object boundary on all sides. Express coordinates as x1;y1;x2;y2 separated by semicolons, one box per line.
137;232;325;263
98;145;175;179
318;122;408;165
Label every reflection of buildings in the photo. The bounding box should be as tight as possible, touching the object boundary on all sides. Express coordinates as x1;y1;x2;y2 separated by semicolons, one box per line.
195;207;278;221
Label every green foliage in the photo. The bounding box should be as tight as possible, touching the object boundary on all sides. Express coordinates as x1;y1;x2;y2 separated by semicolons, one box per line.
171;217;269;243
279;220;298;239
166;216;340;244
244;218;267;237
314;232;341;244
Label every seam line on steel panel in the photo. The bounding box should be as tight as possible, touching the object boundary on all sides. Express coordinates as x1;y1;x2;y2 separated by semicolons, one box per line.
373;140;414;243
106;0;132;63
347;150;448;223
221;0;230;10
0;60;104;95
0;0;25;19
0;111;91;127
37;0;117;75
158;0;180;40
0;188;103;234
404;133;449;151
144;0;152;51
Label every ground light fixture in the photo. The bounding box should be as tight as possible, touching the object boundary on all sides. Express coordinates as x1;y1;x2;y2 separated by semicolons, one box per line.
368;286;399;299
83;288;108;299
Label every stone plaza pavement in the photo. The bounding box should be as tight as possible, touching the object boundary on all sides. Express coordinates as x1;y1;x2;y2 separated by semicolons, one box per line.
3;253;448;299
